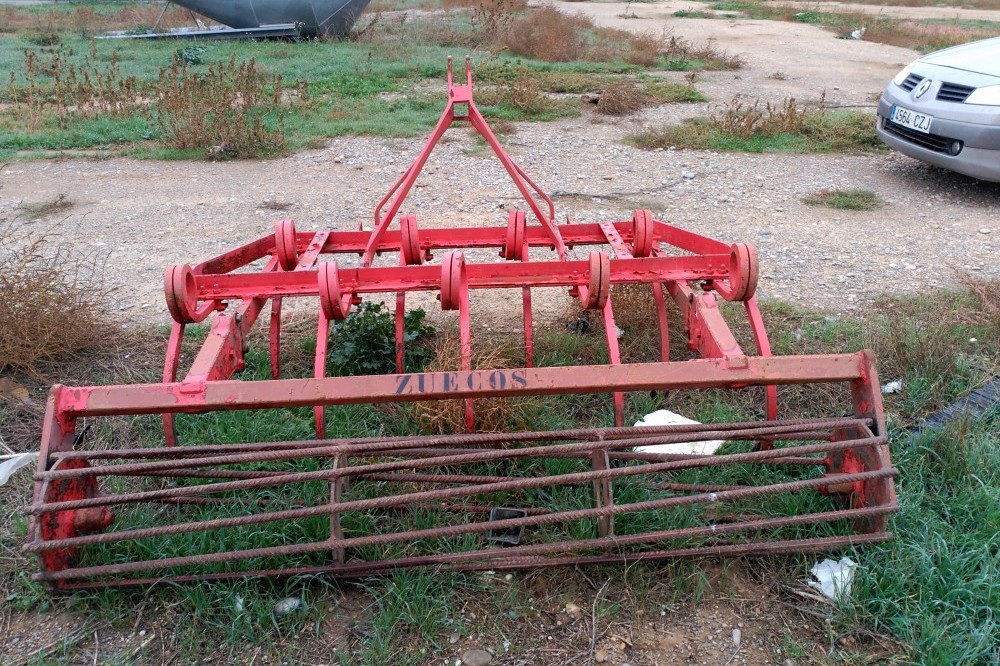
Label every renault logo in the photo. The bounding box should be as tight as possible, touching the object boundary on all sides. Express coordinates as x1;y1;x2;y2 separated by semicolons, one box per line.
914;78;932;98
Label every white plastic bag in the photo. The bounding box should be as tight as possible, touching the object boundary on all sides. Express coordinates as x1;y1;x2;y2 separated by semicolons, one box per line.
808;557;858;601
0;452;38;486
633;410;725;455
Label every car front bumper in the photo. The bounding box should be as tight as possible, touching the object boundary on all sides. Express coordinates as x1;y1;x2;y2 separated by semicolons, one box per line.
876;88;1000;183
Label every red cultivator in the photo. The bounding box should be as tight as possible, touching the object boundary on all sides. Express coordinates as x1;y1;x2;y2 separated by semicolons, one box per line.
25;59;897;589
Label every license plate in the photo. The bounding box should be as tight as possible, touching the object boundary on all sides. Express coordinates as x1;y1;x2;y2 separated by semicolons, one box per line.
890;105;933;134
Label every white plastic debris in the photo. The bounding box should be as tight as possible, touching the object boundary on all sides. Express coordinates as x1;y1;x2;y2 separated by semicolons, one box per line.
850;27;866;39
808;557;858;601
0;453;38;487
633;410;725;455
881;380;904;395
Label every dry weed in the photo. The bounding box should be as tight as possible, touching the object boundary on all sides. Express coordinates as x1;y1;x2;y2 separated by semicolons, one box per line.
454;0;526;40
151;56;289;158
627;31;665;66
476;66;563;117
611;283;666;363
0;3;204;38
503;7;588;62
596;81;645;116
414;331;535;434
957;274;1000;330
663;34;743;70
0;222;111;379
709;93;816;139
7;45;299;158
259;198;295;211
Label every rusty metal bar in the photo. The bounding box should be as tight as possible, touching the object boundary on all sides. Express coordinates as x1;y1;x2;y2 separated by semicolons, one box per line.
50;418;863;461
48;532;893;589
32;482;894;582
27;452;891;553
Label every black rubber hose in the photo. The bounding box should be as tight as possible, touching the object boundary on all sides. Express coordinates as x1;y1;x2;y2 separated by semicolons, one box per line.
918;377;1000;432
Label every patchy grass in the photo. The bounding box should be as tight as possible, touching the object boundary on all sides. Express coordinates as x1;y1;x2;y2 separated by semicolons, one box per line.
474;68;582;121
844;413;999;664
497;6;741;68
813;0;999;8
2;196;997;666
15;193;72;220
0;2;730;157
631;95;883;154
802;188;886;211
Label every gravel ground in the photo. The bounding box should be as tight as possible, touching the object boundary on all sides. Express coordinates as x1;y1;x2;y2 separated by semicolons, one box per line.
1;1;998;330
2;116;997;327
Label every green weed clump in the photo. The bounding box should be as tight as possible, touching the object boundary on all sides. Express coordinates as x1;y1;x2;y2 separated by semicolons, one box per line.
631;94;882;154
327;302;436;376
802;188;886;211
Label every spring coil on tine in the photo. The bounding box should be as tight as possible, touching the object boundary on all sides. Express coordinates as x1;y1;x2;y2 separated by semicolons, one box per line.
163;264;215;324
274;219;299;271
578;250;610;310
400;215;423;266
318;262;353;320
711;242;759;302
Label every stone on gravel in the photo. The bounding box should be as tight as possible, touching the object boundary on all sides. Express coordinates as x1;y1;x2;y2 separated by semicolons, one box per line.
461;648;492;666
272;597;304;617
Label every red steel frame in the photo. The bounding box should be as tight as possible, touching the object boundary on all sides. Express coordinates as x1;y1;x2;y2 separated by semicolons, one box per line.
25;58;897;588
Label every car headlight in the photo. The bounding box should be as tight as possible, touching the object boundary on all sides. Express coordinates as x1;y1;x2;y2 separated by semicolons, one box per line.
965;85;1000;106
892;63;915;87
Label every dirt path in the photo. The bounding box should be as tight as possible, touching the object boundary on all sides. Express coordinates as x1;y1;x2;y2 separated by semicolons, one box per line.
776;0;1000;21
548;0;923;104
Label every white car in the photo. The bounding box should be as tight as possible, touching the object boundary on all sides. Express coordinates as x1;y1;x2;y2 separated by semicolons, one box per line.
876;37;1000;182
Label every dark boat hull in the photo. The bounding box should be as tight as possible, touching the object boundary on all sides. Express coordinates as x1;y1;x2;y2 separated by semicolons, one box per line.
170;0;373;36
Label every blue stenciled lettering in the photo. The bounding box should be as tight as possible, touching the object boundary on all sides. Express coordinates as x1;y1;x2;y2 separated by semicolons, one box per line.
396;370;529;395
